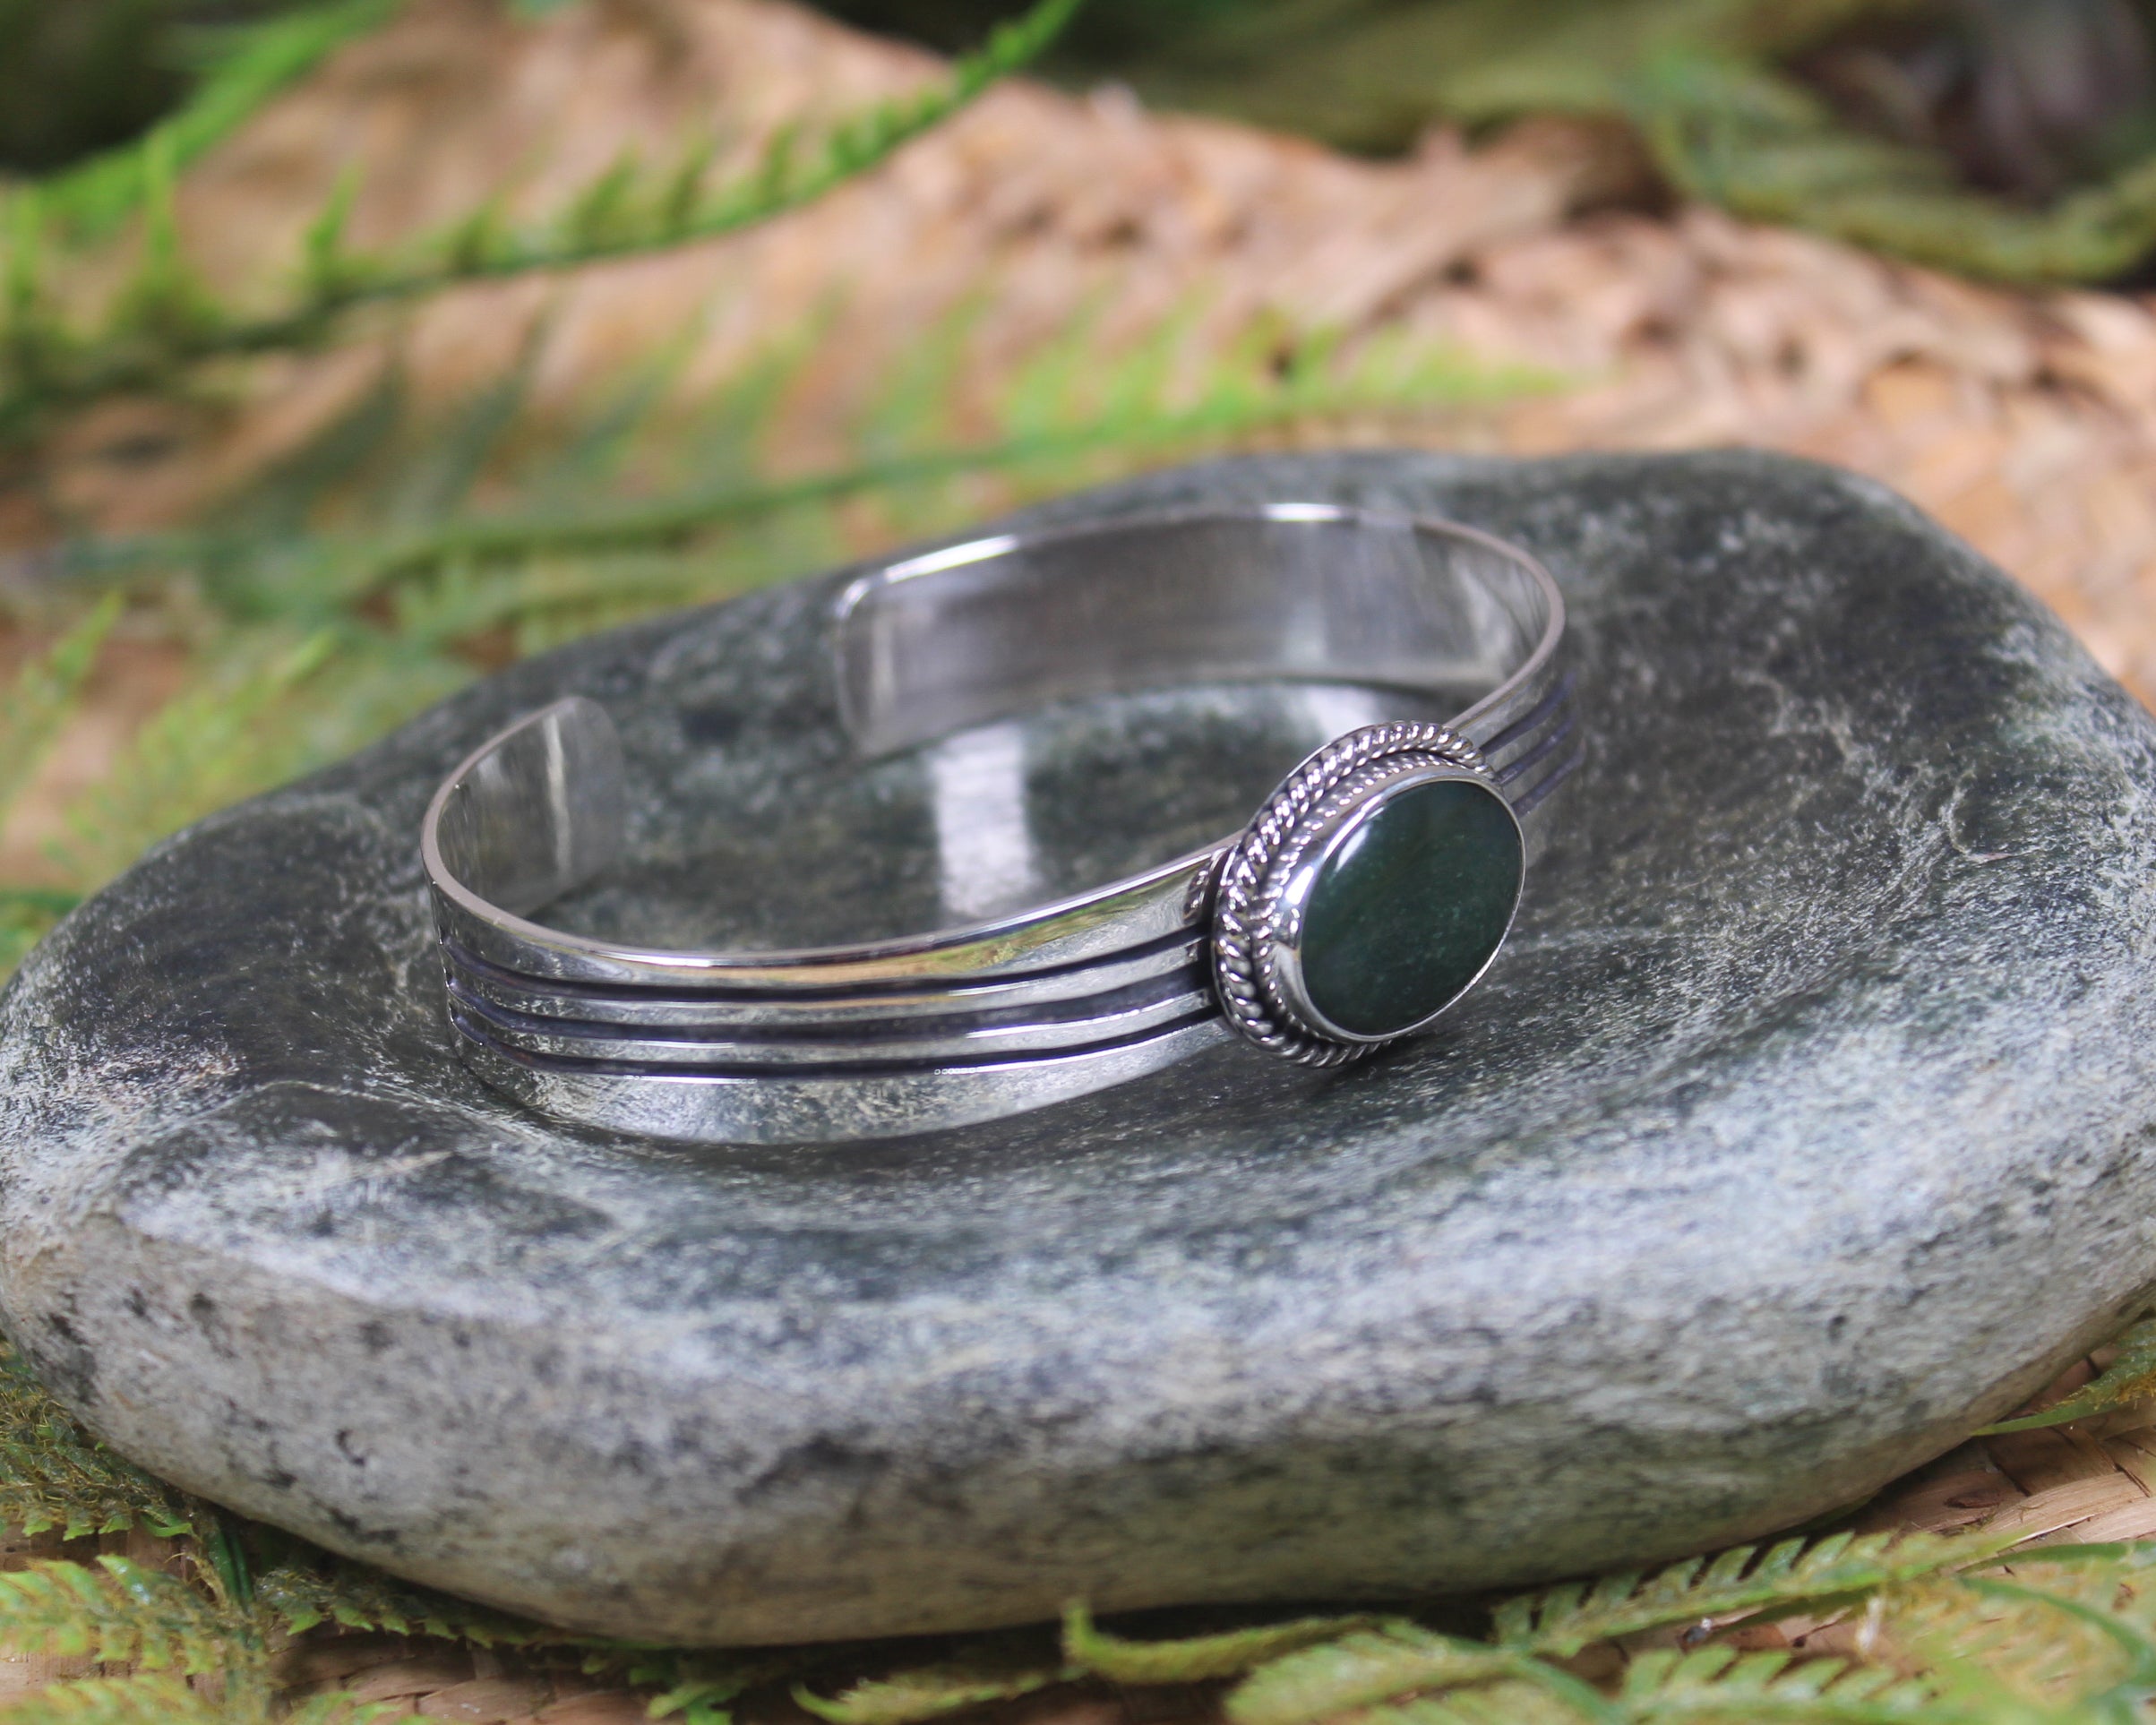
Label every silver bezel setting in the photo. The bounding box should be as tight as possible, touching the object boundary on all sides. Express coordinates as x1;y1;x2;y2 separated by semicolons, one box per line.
1210;723;1516;1064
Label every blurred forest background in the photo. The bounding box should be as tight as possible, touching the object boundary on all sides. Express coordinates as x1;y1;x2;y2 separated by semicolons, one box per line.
15;3;2156;1719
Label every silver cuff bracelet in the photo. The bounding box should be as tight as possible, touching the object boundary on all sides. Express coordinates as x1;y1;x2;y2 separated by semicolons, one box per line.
421;504;1576;1144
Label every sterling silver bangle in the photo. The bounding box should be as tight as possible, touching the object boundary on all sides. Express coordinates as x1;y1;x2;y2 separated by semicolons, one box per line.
421;504;1576;1144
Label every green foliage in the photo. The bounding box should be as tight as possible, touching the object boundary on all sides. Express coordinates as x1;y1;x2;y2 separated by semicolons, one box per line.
1627;51;2156;285
0;1669;409;1724
284;1698;425;1725
44;629;337;890
1063;1601;1389;1683
1488;1530;2007;1657
842;0;2156;283
254;1554;552;1645
1980;1317;2156;1433
1226;1626;1523;1725
795;1639;1072;1725
0;0;1081;442
0;1345;191;1540
35;0;404;242
1415;0;2156;284
0;594;120;819
0;1556;245;1673
0;291;1528;977
1608;1645;1944;1720
1218;1532;2045;1725
638;1652;813;1723
190;312;1538;600
1329;0;2156;283
0;1672;224;1724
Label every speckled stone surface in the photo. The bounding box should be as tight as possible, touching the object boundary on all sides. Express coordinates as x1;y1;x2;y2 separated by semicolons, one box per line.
3;450;2154;1646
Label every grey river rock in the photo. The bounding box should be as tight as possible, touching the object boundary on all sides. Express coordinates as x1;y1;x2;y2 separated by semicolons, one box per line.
2;450;2153;1644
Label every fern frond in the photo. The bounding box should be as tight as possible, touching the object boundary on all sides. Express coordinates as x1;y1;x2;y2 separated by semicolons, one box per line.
1632;51;2156;284
0;1557;253;1676
1614;1645;1944;1721
2;189;62;402
1980;1317;2156;1432
44;631;336;890
1875;1580;2119;1716
382;324;545;527
631;1652;812;1721
0;1345;193;1540
1349;1641;2014;1724
102;131;224;356
1492;1532;2006;1657
33;0;402;242
1357;1678;1585;1725
794;1639;1071;1725
245;325;1534;601
257;1555;553;1647
516;316;719;505
1958;1574;2156;1705
1063;1602;1388;1684
0;594;121;822
0;0;1080;440
0;1673;223;1724
1224;1626;1519;1725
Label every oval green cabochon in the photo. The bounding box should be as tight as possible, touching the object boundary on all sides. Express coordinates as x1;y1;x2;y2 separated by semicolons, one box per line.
1297;775;1524;1040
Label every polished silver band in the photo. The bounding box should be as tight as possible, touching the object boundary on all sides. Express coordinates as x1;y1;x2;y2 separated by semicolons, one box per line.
422;504;1575;1144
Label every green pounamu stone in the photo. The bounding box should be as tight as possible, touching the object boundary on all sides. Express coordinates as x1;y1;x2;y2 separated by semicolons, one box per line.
1298;776;1523;1040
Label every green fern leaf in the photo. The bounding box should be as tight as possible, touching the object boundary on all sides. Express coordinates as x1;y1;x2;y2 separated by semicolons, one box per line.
299;167;371;307
257;1556;554;1647
1224;1626;1519;1725
1063;1602;1389;1684
384;325;545;525
106;131;223;352
0;0;1081;442
1492;1532;2006;1657
45;631;336;891
1979;1317;2156;1432
1;187;63;414
0;593;121;821
637;1652;810;1721
563;152;644;253
0;1672;224;1724
331;322;1533;593
1864;1564;2138;1717
34;0;401;243
795;1640;1071;1725
1352;1679;1585;1725
1615;1645;1944;1721
0;1557;252;1676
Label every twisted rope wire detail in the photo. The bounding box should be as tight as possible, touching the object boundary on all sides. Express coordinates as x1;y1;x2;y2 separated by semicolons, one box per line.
1209;723;1489;1064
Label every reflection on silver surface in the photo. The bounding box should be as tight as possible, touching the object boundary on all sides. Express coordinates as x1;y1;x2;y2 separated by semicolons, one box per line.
927;724;1037;923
